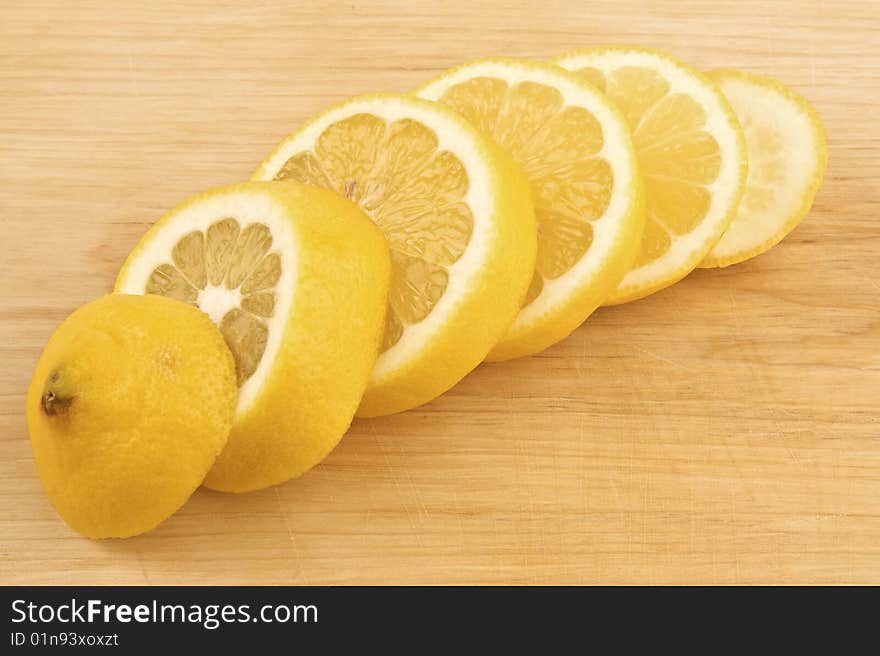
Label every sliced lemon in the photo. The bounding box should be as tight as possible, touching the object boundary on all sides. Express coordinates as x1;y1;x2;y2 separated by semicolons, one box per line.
416;58;645;361
700;69;827;267
116;182;390;492
553;46;747;304
252;93;537;416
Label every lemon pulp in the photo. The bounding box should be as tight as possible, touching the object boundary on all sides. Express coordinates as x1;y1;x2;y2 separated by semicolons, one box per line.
145;218;281;386
570;64;721;271
273;114;473;352
438;77;610;305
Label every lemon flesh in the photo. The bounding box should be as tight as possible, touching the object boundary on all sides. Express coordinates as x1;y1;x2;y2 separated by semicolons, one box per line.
117;182;391;491
554;47;747;304
146;218;279;386
417;59;645;360
253;94;537;416
700;69;827;267
26;294;237;538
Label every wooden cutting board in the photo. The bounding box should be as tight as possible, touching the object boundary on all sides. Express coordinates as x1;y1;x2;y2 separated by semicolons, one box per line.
1;0;878;585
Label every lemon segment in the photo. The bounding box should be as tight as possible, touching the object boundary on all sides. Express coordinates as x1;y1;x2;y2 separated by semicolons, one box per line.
553;46;747;304
700;69;827;267
116;182;391;492
26;294;237;538
252;93;537;415
417;59;644;360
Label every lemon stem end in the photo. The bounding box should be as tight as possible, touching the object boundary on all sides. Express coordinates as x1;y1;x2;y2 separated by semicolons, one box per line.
41;371;72;417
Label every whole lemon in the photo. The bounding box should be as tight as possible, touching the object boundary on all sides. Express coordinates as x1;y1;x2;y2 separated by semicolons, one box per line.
26;294;237;538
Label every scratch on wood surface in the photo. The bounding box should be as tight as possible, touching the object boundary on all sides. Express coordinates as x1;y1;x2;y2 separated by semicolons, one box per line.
764;4;775;60
730;489;741;584
272;488;297;544
721;430;760;505
633;345;695;373
574;329;588;380
272;487;303;581
395;438;429;521
372;430;425;548
726;281;744;334
349;431;381;540
125;56;138;98
134;547;153;586
642;474;650;582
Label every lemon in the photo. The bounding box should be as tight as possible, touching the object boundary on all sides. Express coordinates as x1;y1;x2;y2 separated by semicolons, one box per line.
116;182;390;492
416;58;645;360
553;46;748;304
252;93;537;415
700;69;827;267
26;294;237;538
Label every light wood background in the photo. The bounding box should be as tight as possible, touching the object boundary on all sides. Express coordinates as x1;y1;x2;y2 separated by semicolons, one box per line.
1;0;878;585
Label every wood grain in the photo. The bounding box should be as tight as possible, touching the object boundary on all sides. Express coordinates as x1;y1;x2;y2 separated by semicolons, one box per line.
1;0;878;585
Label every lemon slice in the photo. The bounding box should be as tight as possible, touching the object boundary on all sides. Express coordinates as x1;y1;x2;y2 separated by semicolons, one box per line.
252;93;537;416
116;182;390;492
553;46;747;304
416;58;645;361
700;69;827;267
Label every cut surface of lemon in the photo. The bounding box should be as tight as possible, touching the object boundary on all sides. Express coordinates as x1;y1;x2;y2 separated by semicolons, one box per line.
700;69;827;267
116;182;390;492
416;58;645;361
553;47;747;304
252;93;537;415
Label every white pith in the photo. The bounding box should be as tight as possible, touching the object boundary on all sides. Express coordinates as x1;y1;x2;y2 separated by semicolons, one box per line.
555;50;745;297
707;74;822;261
116;188;298;416
198;285;242;325
253;96;495;386
417;60;640;333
